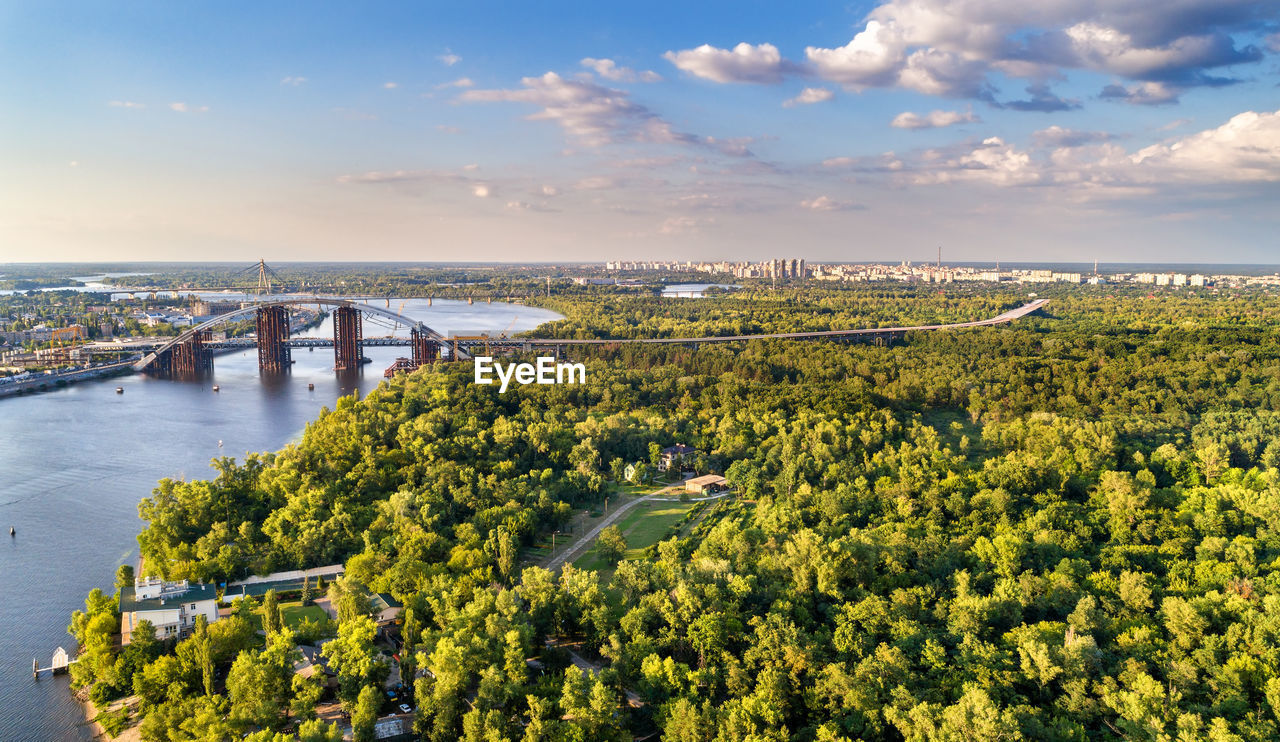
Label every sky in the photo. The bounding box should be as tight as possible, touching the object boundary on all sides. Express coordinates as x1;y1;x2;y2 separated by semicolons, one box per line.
1;1;1278;264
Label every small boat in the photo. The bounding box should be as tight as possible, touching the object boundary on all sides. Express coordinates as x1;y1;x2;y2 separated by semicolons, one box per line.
115;387;123;394
307;383;315;391
211;385;220;392
9;526;14;537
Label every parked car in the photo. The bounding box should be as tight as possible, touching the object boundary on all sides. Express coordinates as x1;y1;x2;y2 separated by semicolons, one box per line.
399;704;412;714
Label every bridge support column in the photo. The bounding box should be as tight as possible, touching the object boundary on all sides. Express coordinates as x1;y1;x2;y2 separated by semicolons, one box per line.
333;306;363;371
410;329;438;367
169;331;213;376
256;306;291;373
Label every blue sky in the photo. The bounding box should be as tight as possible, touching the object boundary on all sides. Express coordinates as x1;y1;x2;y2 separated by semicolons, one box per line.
2;1;1278;263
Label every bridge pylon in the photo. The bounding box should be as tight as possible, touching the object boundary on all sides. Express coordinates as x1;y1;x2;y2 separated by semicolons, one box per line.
333;306;363;371
256;305;291;373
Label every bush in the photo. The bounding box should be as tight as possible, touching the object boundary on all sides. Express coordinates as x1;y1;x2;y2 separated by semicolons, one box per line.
96;707;130;737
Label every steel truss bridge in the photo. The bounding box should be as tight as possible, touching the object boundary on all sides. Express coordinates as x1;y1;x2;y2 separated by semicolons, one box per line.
135;297;459;376
133;296;1048;377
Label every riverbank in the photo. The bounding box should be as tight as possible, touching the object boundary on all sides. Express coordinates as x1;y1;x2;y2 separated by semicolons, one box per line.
78;688;141;741
0;361;135;399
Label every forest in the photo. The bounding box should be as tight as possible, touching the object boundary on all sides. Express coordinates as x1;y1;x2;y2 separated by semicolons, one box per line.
68;285;1280;741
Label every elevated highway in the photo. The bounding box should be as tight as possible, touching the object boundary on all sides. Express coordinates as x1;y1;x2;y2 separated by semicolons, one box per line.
490;298;1049;349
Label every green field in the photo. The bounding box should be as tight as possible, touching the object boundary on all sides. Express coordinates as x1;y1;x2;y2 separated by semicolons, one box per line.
249;600;329;633
573;500;696;573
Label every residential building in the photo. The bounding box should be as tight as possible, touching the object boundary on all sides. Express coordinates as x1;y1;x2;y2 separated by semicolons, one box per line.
120;577;220;645
371;593;403;627
657;444;697;472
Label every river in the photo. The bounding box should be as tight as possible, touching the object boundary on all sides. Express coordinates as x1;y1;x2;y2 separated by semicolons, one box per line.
0;298;561;741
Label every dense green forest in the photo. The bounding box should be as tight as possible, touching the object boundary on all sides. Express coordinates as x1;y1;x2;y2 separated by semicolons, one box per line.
69;287;1280;741
524;287;1023;339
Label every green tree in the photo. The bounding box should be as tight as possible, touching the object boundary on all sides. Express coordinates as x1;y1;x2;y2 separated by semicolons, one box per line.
262;588;283;637
226;630;296;730
353;684;381;742
297;719;345;742
292;671;325;720
328;576;372;624
115;564;135;590
596;525;628;565
321;615;384;707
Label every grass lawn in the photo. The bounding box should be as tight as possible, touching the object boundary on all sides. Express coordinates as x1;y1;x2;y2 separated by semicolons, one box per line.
249;600;328;632
573;500;697;574
281;602;328;627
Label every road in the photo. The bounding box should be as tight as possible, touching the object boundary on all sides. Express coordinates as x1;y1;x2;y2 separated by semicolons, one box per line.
544;488;733;571
518;298;1049;346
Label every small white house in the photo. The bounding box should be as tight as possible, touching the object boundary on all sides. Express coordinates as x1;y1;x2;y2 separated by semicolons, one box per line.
120;577;220;645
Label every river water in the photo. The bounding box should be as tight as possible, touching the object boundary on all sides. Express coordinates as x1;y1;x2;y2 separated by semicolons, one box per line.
0;298;561;741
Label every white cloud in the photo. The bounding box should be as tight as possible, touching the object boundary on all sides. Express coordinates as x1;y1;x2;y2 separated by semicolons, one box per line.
574;176;618;190
436;78;474;89
460;72;749;155
891;109;979;129
1032;126;1111;147
472;184;491;198
800;195;861;211
1128;109;1280;182
663;42;794;84
438;51;462;67
581;58;662;83
505;200;556;212
108;100;145;109
281;76;307;86
907;136;1043;186
1100;81;1180;105
169;102;209;113
864;107;1280;190
540;184;560;196
663;0;1270;106
382;81;399;89
783;87;835;107
658;216;709;235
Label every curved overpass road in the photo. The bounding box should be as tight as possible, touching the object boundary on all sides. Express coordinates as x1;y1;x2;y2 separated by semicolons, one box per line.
513;298;1049;346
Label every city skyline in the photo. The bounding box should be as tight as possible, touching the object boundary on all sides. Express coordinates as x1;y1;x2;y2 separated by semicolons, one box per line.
3;1;1279;263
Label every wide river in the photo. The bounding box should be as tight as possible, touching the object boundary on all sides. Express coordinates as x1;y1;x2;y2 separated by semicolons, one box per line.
0;298;562;741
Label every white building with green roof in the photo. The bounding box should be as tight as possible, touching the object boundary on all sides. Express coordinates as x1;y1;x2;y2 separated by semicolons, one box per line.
119;576;220;645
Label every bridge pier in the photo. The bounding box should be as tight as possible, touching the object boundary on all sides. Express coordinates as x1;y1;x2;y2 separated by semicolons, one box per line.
256;306;291;373
410;328;438;367
333;306;363;371
170;330;212;376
